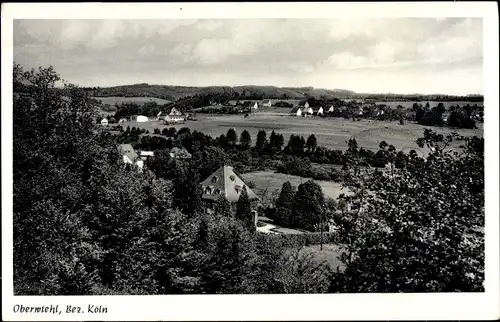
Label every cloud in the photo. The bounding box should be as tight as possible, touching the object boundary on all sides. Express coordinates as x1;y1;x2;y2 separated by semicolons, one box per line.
13;18;483;94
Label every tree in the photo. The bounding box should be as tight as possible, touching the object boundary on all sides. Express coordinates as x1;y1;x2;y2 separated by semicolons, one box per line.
215;195;232;217
240;130;252;150
394;151;408;169
306;134;318;153
269;131;284;152
154;128;161;135
273;182;296;227
235;187;254;231
255;129;267;151
172;163;204;217
226;128;238;146
329;130;484;292
168;127;177;137
291;180;325;231
286;134;305;156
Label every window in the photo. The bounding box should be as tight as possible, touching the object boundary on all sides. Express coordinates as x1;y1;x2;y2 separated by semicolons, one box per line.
211;176;218;183
229;175;235;182
214;189;221;195
205;187;212;195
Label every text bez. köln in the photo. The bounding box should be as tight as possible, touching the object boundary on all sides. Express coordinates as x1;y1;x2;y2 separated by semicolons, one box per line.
13;304;108;314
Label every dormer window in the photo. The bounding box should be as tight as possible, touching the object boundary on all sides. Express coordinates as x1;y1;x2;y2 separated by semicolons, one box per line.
214;188;221;195
229;175;235;182
205;187;212;195
211;176;218;183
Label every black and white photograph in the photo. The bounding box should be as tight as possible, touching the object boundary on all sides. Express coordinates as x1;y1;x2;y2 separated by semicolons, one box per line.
2;2;499;321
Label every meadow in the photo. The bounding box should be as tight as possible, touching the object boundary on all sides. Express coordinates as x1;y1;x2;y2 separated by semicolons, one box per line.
114;110;483;157
240;170;351;200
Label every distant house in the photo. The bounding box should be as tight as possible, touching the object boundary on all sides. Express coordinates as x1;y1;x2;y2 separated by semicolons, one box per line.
327;105;334;113
156;111;162;120
164;114;186;124
139;151;155;160
169;147;192;160
118;118;128;123
136;115;149;123
262;100;272;108
303;106;313;116
201;165;259;203
169;107;183;116
316;106;324;116
304;102;310;109
117;144;144;172
253;102;259;110
100;118;108;126
296;108;302;117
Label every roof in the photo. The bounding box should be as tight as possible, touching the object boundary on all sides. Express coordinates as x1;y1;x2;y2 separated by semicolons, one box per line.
118;144;139;162
200;165;259;202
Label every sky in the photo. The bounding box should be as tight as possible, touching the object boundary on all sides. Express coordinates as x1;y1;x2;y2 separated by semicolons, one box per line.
13;18;483;95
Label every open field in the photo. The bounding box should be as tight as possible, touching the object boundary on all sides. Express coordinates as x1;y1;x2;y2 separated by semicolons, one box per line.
93;96;171;106
110;111;482;156
241;170;352;200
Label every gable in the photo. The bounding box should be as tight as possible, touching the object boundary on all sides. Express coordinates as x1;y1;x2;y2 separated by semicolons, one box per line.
200;165;259;202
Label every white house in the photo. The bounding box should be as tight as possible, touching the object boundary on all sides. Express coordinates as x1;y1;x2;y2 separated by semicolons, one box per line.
164;114;185;124
136;115;149;122
139;151;155;160
317;106;324;116
118;118;128;123
253;102;259;110
263;100;272;108
100;118;108;126
328;106;334;113
306;107;314;115
156;111;162;120
304;102;310;109
296;108;302;117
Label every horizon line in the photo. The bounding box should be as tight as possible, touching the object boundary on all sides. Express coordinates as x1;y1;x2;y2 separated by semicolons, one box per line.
69;82;484;97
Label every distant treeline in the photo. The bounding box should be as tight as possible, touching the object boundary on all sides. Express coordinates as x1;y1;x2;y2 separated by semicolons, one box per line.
80;83;483;103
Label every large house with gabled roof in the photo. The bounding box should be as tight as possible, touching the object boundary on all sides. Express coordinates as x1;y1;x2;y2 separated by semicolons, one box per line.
200;165;259;203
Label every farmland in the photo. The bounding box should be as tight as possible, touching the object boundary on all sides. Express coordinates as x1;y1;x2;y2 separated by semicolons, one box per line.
113;110;483;156
241;170;351;200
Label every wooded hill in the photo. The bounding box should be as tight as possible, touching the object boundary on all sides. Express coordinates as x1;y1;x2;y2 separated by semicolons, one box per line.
81;83;483;102
81;84;357;101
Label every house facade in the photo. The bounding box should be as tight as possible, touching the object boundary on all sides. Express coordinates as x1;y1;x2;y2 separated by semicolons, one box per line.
101;118;108;126
136;115;149;123
164;114;186;124
262;100;272;108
